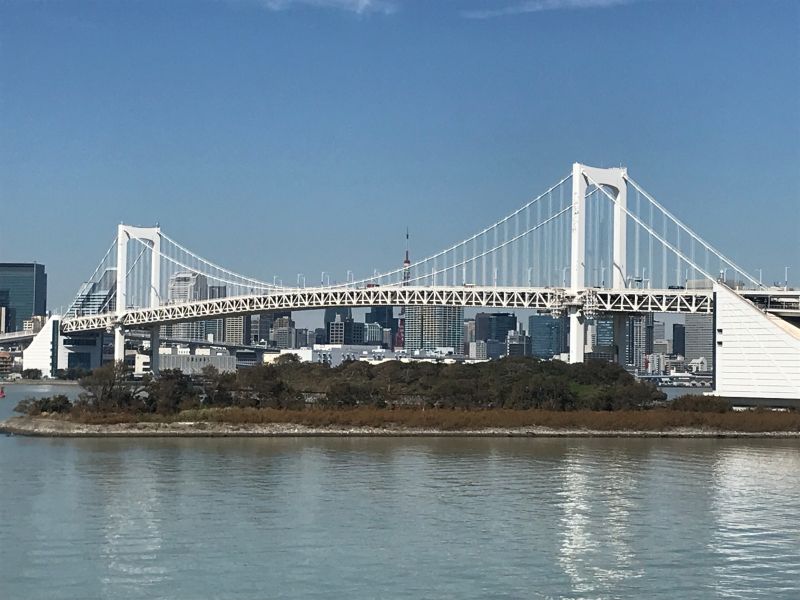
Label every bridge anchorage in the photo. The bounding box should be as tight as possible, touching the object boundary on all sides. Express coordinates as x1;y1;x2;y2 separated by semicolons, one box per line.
30;163;794;403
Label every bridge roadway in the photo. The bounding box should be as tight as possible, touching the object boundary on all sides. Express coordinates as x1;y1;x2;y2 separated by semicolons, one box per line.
60;285;715;334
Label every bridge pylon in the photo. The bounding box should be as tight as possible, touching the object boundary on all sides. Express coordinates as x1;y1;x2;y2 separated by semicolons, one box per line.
115;224;162;362
569;163;628;364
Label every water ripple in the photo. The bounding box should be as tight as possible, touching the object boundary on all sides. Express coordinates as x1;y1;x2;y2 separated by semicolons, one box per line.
0;429;798;599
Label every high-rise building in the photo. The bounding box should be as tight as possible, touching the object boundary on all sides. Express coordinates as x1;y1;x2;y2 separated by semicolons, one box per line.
365;306;397;345
224;316;251;345
204;285;227;342
0;263;47;332
672;323;686;356
327;316;366;345
365;322;384;344
529;314;567;359
273;326;296;350
404;306;464;353
506;331;531;357
627;313;654;372
653;320;666;341
257;311;291;345
685;313;713;364
324;307;352;329
468;340;488;360
587;317;615;362
474;312;517;343
68;268;114;318
463;319;476;343
167;272;208;340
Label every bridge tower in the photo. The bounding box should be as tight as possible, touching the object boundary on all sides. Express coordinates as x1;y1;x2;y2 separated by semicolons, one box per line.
115;225;162;369
569;163;628;364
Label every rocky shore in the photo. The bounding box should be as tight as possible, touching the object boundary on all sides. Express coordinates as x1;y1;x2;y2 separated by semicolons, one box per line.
2;416;799;438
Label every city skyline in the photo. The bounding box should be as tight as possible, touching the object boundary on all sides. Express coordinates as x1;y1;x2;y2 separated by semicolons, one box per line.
1;0;798;312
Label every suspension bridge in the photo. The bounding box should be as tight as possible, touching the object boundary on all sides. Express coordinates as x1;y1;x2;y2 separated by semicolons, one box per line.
18;163;800;402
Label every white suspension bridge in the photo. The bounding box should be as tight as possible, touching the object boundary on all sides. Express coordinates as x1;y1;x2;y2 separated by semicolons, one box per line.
14;164;800;402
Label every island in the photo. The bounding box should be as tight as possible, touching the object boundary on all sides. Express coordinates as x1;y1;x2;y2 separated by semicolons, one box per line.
3;357;799;437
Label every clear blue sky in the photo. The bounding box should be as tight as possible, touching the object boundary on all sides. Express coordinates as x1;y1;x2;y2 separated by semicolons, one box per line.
1;0;798;312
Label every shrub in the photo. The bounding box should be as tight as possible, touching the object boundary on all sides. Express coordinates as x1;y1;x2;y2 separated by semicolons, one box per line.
14;394;73;416
670;394;731;413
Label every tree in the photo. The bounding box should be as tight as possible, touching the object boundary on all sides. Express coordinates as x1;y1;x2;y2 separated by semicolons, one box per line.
78;361;132;411
146;369;198;414
199;365;237;407
22;369;42;380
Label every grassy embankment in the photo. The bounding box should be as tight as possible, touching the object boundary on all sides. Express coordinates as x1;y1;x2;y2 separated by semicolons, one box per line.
51;406;800;432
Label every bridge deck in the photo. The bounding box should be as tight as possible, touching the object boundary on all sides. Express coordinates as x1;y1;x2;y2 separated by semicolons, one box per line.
60;286;714;334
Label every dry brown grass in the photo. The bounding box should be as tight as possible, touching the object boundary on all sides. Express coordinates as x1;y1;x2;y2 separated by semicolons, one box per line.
63;407;800;432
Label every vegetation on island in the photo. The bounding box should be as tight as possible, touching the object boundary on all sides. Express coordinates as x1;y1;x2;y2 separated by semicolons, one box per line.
11;357;799;432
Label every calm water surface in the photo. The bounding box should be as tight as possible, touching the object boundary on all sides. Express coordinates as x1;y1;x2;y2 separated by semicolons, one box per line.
1;384;798;599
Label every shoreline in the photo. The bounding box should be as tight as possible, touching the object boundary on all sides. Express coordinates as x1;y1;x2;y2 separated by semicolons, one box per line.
2;416;798;438
1;380;80;386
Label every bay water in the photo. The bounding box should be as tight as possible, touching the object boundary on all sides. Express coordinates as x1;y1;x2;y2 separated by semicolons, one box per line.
1;384;798;599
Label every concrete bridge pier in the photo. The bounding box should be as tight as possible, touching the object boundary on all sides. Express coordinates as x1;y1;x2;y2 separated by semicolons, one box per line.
114;326;125;364
568;308;585;364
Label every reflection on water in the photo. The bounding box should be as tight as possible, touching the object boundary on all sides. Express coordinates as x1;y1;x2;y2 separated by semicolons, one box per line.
711;446;800;599
557;449;642;597
1;386;799;599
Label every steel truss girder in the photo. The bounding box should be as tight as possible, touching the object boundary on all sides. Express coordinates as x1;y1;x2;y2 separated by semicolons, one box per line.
60;286;713;334
587;290;714;315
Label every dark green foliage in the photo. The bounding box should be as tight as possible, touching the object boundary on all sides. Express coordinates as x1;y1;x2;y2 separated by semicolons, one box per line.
15;394;72;416
21;369;42;380
24;356;670;417
146;369;198;414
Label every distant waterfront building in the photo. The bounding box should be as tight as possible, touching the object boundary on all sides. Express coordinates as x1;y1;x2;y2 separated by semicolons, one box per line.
136;348;235;376
685;313;714;364
529;314;567;359
404;306;464;353
0;263;47;332
646;352;668;375
468;340;488;360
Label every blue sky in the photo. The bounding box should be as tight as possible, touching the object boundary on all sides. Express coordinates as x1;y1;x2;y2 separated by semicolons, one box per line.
1;0;798;312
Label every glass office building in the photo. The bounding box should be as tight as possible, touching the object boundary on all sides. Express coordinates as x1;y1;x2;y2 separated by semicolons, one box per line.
0;263;47;332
